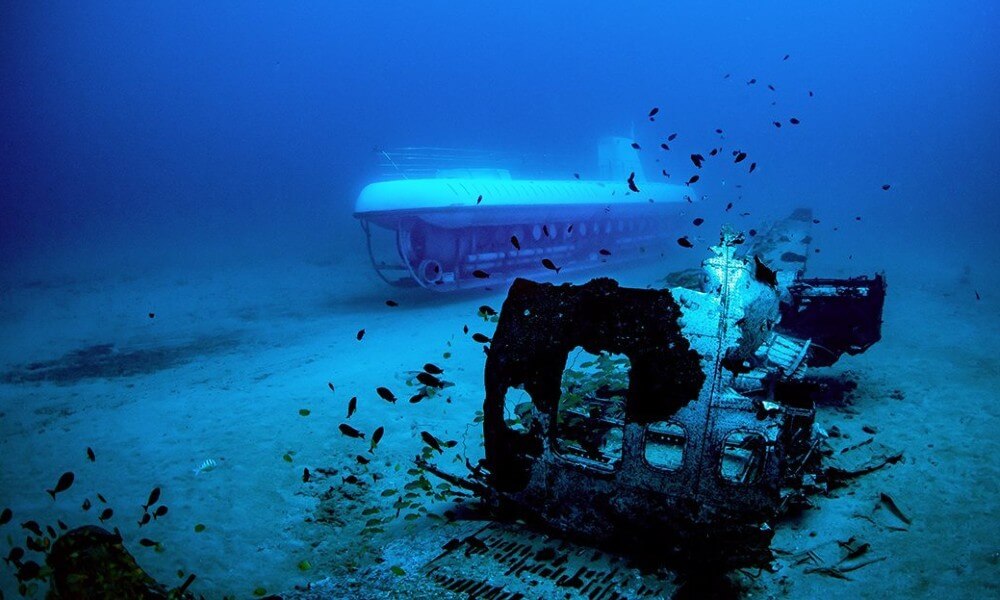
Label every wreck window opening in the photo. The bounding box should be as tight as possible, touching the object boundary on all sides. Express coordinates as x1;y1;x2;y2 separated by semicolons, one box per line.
643;421;686;471
719;431;767;484
502;386;533;433
553;348;630;471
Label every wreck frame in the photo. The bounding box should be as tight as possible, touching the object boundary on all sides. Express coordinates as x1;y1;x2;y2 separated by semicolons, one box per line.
426;212;887;574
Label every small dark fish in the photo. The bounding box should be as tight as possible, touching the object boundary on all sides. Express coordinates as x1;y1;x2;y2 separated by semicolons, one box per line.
416;372;443;388
648;107;659;118
746;79;756;85
81;498;91;511
370;426;385;452
686;175;699;185
749;228;757;237
734;151;747;163
809;90;814;97
356;329;365;341
709;148;718;156
599;248;611;256
98;508;113;523
4;546;24;566
661;169;670;177
16;560;41;583
338;424;365;439
302;468;310;483
328;382;335;393
143;487;160;512
420;431;444;454
726;202;734;211
148;313;155;319
715;128;724;134
789;117;800;125
566;224;573;233
471;332;491;344
749;162;757;173
385;300;399;307
476;194;483;205
46;525;57;539
25;537;44;552
510;235;521;250
668;133;678;142
975;290;981;300
542;224;550;237
0;507;11;526
478;304;497;316
423;363;444;374
355;454;370;465
138;538;159;548
693;218;704;226
783;54;790;60
347;396;357;418
773;121;782;128
342;475;360;485
881;184;891;190
573;173;580;179
723;73;730;79
767;84;775;91
47;471;74;500
20;521;42;536
541;258;561;273
690;154;705;168
152;505;168;520
753;255;778;287
813;219;821;224
376;387;397;403
463;324;469;334
630;142;641;150
57;519;68;530
660;143;670;151
677;236;694;248
137;513;151;527
409;391;427;403
627;171;640;193
472;269;490;279
86;447;96;462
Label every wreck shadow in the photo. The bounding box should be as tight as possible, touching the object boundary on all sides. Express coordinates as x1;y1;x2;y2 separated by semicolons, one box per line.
801;374;859;409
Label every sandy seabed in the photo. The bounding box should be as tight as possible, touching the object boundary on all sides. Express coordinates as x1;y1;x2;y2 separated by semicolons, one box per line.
0;241;997;599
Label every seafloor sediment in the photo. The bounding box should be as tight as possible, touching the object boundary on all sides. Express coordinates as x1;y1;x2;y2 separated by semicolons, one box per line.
0;250;996;599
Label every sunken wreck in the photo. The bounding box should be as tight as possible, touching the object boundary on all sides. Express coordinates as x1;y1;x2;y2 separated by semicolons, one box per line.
425;210;887;574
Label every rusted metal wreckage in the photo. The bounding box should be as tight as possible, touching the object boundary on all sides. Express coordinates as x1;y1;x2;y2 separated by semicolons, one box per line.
424;209;887;574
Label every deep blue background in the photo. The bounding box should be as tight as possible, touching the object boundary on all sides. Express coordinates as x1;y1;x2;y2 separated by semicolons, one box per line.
1;1;997;276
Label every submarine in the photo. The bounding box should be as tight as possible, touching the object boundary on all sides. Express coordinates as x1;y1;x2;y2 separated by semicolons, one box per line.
354;137;695;291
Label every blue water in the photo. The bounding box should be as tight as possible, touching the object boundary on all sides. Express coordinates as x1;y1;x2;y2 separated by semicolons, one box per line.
1;2;997;598
3;1;997;274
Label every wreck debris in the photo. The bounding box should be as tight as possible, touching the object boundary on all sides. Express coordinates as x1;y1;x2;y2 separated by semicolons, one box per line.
825;438;903;483
877;492;912;526
422;211;890;576
421;522;674;598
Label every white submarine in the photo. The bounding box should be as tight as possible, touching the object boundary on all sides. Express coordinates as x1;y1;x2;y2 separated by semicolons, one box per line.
354;137;694;291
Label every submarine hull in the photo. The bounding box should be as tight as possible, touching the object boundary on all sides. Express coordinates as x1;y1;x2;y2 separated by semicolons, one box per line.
355;178;693;291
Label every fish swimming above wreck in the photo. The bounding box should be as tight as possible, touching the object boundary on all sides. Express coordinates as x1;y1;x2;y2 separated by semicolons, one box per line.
354;138;693;291
421;210;889;575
